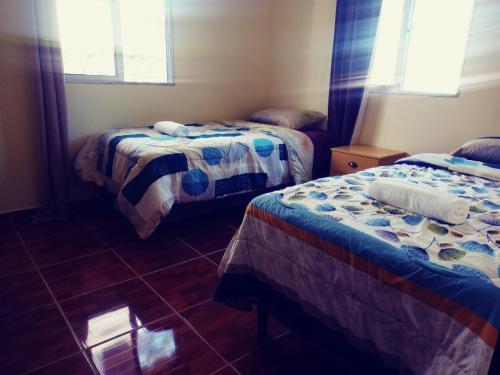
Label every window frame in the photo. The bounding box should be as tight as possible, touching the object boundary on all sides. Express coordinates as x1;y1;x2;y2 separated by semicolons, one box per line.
61;0;175;86
368;0;473;98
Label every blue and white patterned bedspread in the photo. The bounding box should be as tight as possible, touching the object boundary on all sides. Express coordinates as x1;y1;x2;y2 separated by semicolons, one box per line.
280;153;500;286
75;121;313;238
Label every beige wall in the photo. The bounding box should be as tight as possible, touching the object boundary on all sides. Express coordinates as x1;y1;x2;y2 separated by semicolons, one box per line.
267;0;336;120
359;0;500;154
0;0;44;213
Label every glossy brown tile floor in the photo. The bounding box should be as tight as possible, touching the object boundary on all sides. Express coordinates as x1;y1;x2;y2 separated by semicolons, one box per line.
0;200;394;374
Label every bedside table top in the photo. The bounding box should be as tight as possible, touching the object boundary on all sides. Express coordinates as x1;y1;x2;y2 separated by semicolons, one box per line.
331;145;406;160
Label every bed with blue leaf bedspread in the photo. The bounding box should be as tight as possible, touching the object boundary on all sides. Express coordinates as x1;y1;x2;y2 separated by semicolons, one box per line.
215;153;500;375
74;121;313;239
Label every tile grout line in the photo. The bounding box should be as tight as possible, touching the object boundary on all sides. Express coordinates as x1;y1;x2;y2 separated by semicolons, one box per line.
0;267;39;282
227;330;291;369
204;247;227;257
9;219;100;375
207;365;233;375
176;297;213;314
30;248;109;272
174;236;221;268
21;351;88;375
140;254;205;278
56;275;139;303
83;221;242;375
0;301;55;323
13;225;90;244
1;218;40;282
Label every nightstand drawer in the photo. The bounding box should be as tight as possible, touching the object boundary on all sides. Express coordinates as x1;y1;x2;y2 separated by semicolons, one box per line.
331;152;379;175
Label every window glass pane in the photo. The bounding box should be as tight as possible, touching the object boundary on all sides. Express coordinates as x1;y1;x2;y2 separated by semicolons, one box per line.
119;0;168;83
402;0;474;95
56;0;116;76
369;0;406;86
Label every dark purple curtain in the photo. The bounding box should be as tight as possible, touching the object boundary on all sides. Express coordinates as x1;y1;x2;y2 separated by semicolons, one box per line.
32;0;70;222
327;0;382;146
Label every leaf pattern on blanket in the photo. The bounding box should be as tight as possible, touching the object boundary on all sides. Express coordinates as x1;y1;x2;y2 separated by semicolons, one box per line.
403;215;423;226
334;194;352;200
484;200;500;210
459;241;494;256
376;230;400;243
403;245;430;262
481;214;500;226
309;191;328;200
470;206;487;213
428;224;449;236
438;248;466;261
365;218;391;227
279;161;500;286
316;204;336;212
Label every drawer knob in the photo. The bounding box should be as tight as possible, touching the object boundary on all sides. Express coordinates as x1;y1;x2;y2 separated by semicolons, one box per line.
347;161;358;169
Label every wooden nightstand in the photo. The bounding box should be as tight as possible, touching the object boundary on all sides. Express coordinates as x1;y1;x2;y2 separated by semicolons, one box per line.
330;145;406;176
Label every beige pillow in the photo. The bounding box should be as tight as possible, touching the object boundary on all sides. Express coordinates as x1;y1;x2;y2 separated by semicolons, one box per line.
250;109;326;130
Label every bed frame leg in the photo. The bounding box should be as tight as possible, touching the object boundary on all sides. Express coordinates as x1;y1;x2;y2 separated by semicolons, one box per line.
257;305;268;337
489;346;500;375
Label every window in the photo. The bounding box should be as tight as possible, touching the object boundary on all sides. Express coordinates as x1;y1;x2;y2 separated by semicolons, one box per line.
55;0;174;84
369;0;474;96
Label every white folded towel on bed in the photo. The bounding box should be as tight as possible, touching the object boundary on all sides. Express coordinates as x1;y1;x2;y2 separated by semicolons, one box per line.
154;121;190;137
368;179;470;225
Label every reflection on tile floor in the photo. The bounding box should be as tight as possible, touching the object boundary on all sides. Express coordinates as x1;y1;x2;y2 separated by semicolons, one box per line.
0;201;393;374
